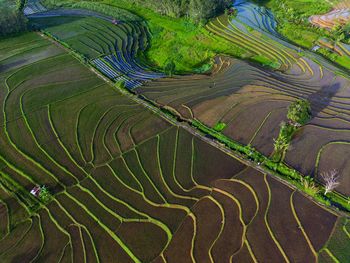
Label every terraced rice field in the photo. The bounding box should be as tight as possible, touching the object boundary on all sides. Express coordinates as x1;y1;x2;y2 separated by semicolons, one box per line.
29;12;164;89
233;0;279;37
310;0;350;29
0;32;348;262
136;52;350;197
132;0;350;198
23;0;46;16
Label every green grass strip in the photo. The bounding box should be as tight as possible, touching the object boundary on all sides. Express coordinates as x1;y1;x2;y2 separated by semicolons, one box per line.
324;248;340;263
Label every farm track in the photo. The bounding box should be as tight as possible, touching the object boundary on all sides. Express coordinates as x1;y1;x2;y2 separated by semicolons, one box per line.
0;33;347;262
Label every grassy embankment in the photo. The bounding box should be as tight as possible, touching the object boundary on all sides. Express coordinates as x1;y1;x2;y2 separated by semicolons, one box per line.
42;0;279;73
259;0;350;70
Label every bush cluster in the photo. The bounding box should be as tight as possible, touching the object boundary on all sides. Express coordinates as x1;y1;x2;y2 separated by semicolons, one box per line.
117;0;231;23
0;9;28;38
0;0;28;38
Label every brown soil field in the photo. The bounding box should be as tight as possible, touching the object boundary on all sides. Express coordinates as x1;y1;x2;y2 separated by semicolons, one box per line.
0;33;348;262
137;56;350;196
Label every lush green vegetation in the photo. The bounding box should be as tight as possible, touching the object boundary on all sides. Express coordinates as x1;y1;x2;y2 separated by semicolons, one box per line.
0;0;27;37
273;99;311;162
318;45;350;69
287;99;311;126
48;0;231;23
4;33;344;262
213;121;227;132
38;186;52;204
41;0;253;73
273;122;296;162
257;0;332;48
1;3;349;260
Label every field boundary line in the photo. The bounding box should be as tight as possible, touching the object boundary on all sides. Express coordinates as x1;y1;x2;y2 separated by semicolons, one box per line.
4;77;62;187
343;219;350;238
324;248;340;263
290;191;318;259
263;174;290;263
134;146;168;204
189;212;197;263
212;188;246;253
47;105;90;177
57;242;71;263
85;174;173;248
78;225;87;263
157;134;198;202
63;192;141;263
0;197;10;237
228;178;260;225
29;214;45;263
20;93;80;184
0;218;33;257
205;195;225;263
244;240;258;263
249;111;272;145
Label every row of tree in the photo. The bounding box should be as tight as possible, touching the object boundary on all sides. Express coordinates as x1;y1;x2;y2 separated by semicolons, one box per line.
126;0;231;23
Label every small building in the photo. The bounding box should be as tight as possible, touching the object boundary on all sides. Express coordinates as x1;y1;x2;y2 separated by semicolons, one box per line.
112;19;121;25
30;186;41;197
311;45;320;52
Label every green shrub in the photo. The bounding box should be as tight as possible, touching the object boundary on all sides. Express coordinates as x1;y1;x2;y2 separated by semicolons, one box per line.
39;186;52;204
163;59;176;76
0;9;27;38
213;122;227;132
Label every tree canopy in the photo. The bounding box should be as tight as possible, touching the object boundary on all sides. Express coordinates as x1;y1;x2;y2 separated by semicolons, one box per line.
287;99;311;126
129;0;231;23
0;0;27;38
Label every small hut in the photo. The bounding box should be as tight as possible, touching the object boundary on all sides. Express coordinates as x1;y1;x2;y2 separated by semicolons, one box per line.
30;186;41;198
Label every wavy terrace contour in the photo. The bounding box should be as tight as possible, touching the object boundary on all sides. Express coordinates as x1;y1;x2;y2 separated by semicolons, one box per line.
0;25;348;263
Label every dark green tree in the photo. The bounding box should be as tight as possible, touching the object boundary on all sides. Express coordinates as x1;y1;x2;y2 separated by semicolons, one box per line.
164;59;176;76
0;9;27;38
16;0;25;11
129;0;230;23
39;185;52;204
287;99;311;126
